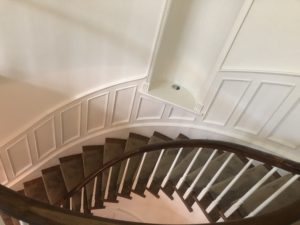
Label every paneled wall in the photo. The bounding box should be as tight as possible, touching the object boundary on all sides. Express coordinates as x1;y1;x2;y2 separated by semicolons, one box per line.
1;76;299;189
201;0;300;157
1;0;300;189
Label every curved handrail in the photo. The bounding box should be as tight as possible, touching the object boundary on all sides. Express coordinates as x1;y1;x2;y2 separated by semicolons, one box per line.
58;139;300;205
0;177;299;225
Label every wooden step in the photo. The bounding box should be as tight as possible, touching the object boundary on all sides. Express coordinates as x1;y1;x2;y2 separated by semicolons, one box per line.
82;145;104;209
148;134;191;196
236;174;300;218
102;138;126;202
59;154;85;212
42;165;69;209
117;133;149;199
179;152;246;211
133;131;172;197
202;164;277;222
23;177;49;204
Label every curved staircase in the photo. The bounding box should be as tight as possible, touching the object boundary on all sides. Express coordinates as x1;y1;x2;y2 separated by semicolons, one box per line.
0;131;299;225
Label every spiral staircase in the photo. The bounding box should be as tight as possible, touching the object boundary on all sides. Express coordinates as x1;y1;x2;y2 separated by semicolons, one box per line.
0;131;299;225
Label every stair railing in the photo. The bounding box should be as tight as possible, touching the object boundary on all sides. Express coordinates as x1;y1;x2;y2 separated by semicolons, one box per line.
0;139;299;225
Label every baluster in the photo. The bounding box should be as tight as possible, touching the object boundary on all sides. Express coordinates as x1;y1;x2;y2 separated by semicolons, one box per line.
69;197;73;211
91;176;98;208
221;167;278;221
206;159;254;213
176;148;203;189
118;159;130;193
246;174;300;218
147;149;165;188
161;147;183;188
183;149;218;199
104;167;113;199
80;187;84;213
132;153;147;190
197;153;235;201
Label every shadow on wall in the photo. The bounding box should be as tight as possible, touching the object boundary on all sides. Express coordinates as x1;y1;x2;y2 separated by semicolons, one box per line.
0;75;67;145
10;0;150;60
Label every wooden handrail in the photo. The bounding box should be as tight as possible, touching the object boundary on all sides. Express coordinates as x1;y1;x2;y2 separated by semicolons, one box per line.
57;139;300;205
0;182;299;225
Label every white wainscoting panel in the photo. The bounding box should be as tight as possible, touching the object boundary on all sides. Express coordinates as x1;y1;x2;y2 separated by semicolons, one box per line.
168;107;196;121
112;86;136;125
33;117;56;159
268;99;300;148
87;93;109;133
6;137;32;176
204;79;250;125
234;82;294;134
61;103;82;144
136;96;165;121
222;0;300;75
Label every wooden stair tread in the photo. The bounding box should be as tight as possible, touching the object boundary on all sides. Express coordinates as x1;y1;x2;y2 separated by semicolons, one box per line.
117;133;149;198
103;138;126;202
133;131;172;197
59;154;85;212
23;177;49;204
82;145;104;209
42;165;69;209
237;174;300;217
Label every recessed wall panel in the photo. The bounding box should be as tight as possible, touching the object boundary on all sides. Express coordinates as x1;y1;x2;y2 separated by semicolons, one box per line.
168;107;195;121
204;80;250;125
34;117;56;158
235;83;293;134
6;137;32;175
269;99;300;148
112;86;136;125
61;103;81;144
223;0;300;74
136;97;165;121
87;93;109;132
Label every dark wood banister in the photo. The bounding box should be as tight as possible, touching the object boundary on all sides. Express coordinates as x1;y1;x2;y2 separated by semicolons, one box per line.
57;139;300;205
0;182;299;225
0;139;299;225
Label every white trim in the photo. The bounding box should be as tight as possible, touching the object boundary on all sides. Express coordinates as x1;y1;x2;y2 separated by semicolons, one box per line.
146;0;172;83
220;68;300;77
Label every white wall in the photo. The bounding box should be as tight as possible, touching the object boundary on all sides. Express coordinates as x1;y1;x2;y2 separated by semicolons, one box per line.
149;0;244;102
0;0;166;144
201;0;300;157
